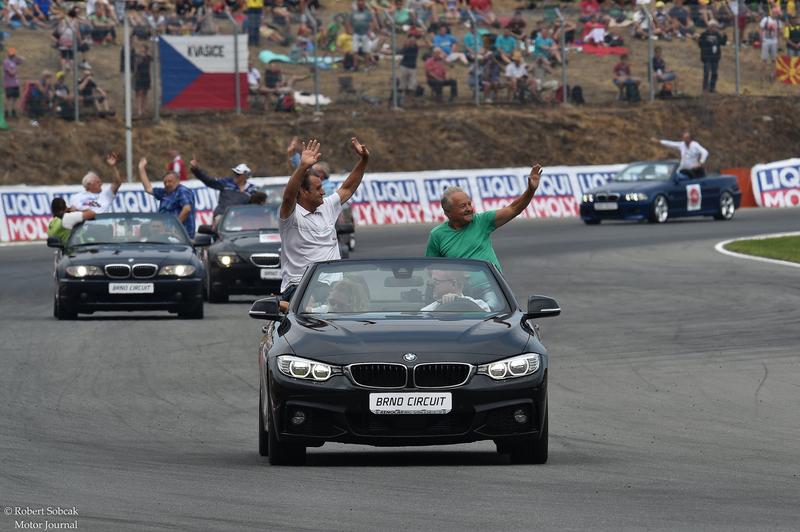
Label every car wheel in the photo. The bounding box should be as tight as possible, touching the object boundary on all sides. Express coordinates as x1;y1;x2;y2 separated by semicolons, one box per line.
267;392;306;466
648;195;669;224
207;278;229;303
508;407;548;465
258;383;269;457
583;218;601;225
178;302;204;319
714;191;736;221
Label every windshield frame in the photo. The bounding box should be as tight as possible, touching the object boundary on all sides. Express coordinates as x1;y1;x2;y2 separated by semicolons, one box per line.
611;161;678;183
292;258;515;317
65;213;191;248
218;204;281;233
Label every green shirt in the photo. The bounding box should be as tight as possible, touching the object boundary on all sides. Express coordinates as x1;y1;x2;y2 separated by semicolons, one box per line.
47;217;71;245
425;211;502;271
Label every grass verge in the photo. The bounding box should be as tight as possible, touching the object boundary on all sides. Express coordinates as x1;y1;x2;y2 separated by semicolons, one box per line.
725;236;800;264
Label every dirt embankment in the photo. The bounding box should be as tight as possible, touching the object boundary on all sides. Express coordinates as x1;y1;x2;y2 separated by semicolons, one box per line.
2;96;798;185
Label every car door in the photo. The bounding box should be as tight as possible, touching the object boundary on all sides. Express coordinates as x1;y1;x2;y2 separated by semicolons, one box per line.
663;167;689;217
699;175;722;213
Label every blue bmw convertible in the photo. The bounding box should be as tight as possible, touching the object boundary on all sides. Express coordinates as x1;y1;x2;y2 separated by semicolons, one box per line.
579;161;742;224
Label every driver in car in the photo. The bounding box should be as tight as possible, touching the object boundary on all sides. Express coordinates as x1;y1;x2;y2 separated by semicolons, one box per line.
140;219;182;243
421;270;490;311
306;277;369;313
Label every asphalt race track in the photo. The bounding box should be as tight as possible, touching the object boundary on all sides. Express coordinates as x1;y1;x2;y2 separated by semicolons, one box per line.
1;208;799;531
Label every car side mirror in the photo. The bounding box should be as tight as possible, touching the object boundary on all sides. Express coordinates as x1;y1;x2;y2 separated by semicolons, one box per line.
524;295;561;319
249;296;282;320
197;224;214;235
193;234;212;247
47;237;63;249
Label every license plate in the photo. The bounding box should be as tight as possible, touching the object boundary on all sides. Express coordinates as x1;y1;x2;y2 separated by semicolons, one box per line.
109;283;154;294
595;202;618;211
260;269;281;280
369;392;452;415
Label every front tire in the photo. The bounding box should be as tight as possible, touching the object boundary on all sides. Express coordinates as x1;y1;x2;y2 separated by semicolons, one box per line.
207;271;229;303
508;407;548;465
648;194;669;224
54;293;77;320
267;392;306;465
258;384;269;456
714;191;736;221
583;218;601;225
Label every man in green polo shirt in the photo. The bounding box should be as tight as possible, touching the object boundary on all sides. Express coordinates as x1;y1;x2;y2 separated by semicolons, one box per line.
425;163;542;271
47;197;96;245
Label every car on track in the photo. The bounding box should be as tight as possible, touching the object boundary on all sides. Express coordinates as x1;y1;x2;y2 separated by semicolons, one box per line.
580;161;742;224
48;213;206;319
248;258;560;465
197;204;283;303
259;183;356;257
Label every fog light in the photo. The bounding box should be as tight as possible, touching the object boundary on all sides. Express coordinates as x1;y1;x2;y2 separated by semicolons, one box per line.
513;408;528;424
290;410;306;425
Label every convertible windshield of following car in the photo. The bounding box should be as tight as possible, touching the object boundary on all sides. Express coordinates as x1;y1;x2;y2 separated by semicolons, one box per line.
249;258;561;465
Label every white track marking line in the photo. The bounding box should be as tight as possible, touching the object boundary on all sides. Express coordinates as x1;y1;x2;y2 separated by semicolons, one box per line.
715;231;800;270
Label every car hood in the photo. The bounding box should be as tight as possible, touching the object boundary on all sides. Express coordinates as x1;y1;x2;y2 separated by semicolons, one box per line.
588;180;668;194
216;231;281;255
282;314;532;363
63;243;198;266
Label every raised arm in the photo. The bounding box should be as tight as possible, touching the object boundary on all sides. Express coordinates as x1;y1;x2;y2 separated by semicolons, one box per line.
655;138;683;150
106;152;122;194
280;139;321;219
189;156;224;190
494;164;542;229
336;137;370;205
138;158;154;195
286;136;301;173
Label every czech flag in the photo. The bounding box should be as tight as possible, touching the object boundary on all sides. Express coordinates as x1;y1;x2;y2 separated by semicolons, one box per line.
159;35;249;109
776;55;800;85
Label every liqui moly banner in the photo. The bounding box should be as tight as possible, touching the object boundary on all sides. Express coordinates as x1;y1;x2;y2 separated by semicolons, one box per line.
751;158;800;208
0;164;628;243
159;34;248;110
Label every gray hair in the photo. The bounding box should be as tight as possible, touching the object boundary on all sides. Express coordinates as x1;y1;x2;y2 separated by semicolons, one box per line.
440;186;467;211
82;171;100;189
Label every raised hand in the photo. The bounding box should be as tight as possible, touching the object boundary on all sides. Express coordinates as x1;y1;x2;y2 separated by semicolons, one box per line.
300;139;322;167
287;136;300;154
528;163;543;190
106;152;119;166
138;157;148;170
189;155;198;169
351;137;369;160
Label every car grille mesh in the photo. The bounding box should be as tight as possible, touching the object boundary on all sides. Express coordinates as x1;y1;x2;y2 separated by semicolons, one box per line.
595;193;620;201
250;254;280;267
132;264;157;278
414;363;472;388
104;264;131;278
348;364;407;388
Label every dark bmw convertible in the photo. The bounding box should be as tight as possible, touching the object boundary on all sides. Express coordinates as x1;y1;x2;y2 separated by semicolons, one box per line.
248;258;560;465
49;213;205;319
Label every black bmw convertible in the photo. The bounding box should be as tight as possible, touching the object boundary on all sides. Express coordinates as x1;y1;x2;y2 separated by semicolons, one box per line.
248;258;560;465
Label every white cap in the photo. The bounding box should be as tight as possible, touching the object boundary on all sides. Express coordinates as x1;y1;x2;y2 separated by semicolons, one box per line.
232;163;252;175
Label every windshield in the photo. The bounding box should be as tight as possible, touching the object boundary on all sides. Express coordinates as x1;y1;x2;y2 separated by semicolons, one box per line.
258;185;284;206
297;260;510;316
67;214;190;246
220;205;280;232
612;162;676;182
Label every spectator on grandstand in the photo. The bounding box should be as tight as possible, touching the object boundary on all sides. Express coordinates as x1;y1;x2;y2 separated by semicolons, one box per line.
3;47;23;120
5;0;45;28
78;65;114;117
245;0;263;46
133;44;151;118
53;70;75;120
446;43;470;66
652;133;709;179
52;9;81;71
425;48;458;102
494;26;518;64
389;0;416;30
653;1;672;38
26;70;53;120
469;0;496;27
190;157;258;224
138;158;197;238
531;56;558;97
47;198;96;246
89;2;117;45
69;152;123;212
785;15;800;57
463;30;485;62
195;0;219;35
506;10;526;37
260;61;307;103
247;60;262;93
552;18;576;45
167;149;188;181
398;34;420;96
480;54;503;103
579;0;604;23
433;24;458;55
698;20;726;92
351;0;375;66
612;54;641;98
669;0;694;39
760;7;782;82
31;0;52;25
652;46;679;94
504;51;534;101
582;14;608;45
534;28;561;65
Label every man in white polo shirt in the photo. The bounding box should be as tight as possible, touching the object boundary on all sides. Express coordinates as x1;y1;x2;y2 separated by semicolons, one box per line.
652;132;709;179
278;137;370;305
68;152;123;213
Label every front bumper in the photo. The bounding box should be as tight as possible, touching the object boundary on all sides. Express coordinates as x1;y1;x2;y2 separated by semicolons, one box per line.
580;200;648;221
209;263;281;295
266;367;548;447
57;277;203;313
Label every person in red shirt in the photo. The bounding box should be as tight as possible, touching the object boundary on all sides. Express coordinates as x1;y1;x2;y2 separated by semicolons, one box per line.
425;49;458;102
612;54;641;99
166;149;188;181
469;0;496;26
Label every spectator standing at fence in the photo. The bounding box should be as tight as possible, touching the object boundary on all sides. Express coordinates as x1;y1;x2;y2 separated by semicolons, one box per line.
785;15;800;56
425;49;458;102
398;34;419;98
651;133;709;179
69;153;123;212
245;0;264;47
3;48;23;119
698;20;726;93
760;7;782;82
351;0;375;69
138;158;196;238
190;158;258;224
133;44;152;118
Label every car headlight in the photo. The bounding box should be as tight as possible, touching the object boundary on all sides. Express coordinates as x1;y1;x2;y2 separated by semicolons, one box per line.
581;193;594;203
65;265;103;278
477;353;541;380
159;264;196;277
277;355;342;382
624;193;648;202
216;254;240;267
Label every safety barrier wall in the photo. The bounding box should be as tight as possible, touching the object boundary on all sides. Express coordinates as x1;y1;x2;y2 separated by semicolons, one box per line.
750;158;800;209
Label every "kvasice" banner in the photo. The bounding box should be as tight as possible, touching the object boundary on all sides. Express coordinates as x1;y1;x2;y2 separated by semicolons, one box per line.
0;164;626;243
750;158;800;208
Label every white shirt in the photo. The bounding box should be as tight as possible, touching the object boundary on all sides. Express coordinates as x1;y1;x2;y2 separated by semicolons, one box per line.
62;211;86;230
505;62;528;79
760;16;781;42
247;67;261;89
659;140;709;170
421;296;491;312
278;192;343;292
68;186;116;213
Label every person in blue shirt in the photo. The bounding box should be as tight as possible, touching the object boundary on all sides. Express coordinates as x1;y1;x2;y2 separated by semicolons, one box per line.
137;158;196;238
534;28;562;65
190;157;258;223
494;27;518;64
432;25;457;55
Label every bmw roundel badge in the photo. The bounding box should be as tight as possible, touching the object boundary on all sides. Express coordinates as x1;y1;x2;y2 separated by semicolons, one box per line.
403;353;417;362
